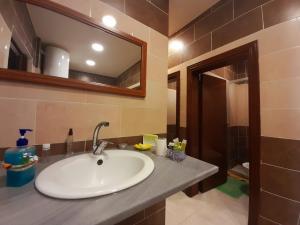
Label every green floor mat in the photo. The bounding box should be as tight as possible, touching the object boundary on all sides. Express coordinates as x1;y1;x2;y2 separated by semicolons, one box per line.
216;177;249;198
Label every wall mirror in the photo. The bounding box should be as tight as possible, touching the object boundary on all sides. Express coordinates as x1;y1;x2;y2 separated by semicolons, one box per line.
0;0;147;97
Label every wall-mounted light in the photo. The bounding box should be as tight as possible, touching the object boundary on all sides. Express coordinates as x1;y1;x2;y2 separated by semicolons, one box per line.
86;59;96;66
102;15;117;28
92;43;104;52
169;40;184;52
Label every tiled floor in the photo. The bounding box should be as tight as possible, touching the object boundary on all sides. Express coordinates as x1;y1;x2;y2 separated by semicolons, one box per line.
166;189;249;225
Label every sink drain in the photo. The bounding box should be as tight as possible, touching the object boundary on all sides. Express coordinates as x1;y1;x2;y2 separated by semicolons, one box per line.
97;159;103;165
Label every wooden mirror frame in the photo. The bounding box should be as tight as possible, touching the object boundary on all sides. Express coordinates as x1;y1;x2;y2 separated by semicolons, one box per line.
0;0;147;97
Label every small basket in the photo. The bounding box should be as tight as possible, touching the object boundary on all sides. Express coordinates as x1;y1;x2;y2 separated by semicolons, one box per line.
167;148;186;162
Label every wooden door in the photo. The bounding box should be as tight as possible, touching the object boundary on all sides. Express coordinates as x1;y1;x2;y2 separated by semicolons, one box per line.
199;74;227;192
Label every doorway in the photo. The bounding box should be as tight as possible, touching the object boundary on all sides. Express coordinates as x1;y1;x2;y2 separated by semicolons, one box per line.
167;71;180;143
185;42;260;225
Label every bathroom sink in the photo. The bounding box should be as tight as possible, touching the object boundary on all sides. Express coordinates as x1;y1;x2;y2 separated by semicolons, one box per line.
35;150;154;199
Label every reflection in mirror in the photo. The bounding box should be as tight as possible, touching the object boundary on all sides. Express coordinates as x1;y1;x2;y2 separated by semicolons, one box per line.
0;0;142;90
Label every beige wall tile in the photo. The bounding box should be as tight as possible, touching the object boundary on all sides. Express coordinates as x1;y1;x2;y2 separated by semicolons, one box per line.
260;47;300;82
121;107;166;137
86;80;167;109
147;53;168;82
261;109;300;140
149;28;168;60
259;20;300;56
0;81;87;103
261;78;300;109
228;83;249;126
167;89;176;125
144;80;168;107
36;102;121;144
0;98;36;147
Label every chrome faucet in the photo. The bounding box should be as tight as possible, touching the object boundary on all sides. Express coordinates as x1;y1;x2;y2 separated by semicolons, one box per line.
92;121;113;155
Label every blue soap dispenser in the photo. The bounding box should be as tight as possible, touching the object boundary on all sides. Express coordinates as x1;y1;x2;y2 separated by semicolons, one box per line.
3;129;38;187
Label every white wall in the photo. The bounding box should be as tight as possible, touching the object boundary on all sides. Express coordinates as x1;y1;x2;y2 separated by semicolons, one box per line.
167;89;176;125
0;14;11;68
228;83;249;126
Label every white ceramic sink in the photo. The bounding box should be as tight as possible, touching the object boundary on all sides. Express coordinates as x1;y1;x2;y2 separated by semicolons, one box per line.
35;150;154;199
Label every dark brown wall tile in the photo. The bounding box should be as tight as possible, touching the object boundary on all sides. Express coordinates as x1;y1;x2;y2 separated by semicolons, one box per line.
182;34;211;62
260;191;300;225
212;8;263;49
261;164;300;201
179;127;187;139
136;208;165;225
168;52;182;68
263;0;300;28
35;141;85;157
145;200;165;217
149;0;169;13
195;0;233;40
100;0;125;12
261;137;300;171
173;26;195;46
0;147;5;161
115;211;145;225
126;0;168;35
0;134;166;161
234;0;269;18
116;200;165;225
258;217;280;225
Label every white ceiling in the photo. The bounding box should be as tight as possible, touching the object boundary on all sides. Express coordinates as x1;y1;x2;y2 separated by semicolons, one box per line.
169;0;220;35
27;5;141;77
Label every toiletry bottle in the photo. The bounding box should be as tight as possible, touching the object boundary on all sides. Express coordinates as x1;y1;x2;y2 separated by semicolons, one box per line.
42;143;51;162
3;129;38;187
66;128;73;155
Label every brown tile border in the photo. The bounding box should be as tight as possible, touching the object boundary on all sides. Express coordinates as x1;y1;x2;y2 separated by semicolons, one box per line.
258;216;281;225
261;136;300;171
212;7;263;49
101;0;168;36
170;25;194;47
263;0;300;28
116;200;165;225
149;0;169;14
261;163;300;202
260;191;300;225
145;200;165;217
0;133;166;161
100;0;125;12
182;34;211;62
195;0;233;40
234;0;269;18
169;0;300;68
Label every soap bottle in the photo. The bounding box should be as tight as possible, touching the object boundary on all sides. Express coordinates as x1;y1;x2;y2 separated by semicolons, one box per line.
3;129;38;187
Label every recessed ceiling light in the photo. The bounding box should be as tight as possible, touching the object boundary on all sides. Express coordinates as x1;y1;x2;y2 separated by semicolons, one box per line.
92;43;104;52
169;40;184;52
102;15;117;28
86;60;96;66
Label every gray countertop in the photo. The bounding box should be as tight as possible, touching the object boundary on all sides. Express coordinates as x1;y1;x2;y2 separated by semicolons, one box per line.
0;151;218;225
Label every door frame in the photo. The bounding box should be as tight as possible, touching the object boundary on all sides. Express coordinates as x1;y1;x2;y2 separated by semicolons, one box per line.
168;71;181;138
185;41;260;225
